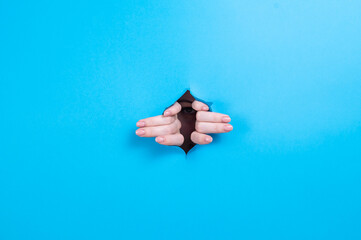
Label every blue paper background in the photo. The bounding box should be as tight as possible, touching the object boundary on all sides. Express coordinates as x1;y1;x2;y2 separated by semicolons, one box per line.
1;1;361;239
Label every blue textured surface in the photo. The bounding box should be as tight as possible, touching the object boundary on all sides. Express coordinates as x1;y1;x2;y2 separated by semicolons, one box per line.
1;1;361;239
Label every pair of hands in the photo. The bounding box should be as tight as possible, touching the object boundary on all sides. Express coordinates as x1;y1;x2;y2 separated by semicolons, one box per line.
135;100;233;146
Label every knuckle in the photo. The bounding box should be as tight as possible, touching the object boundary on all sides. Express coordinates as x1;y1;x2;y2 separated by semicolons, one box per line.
176;134;184;146
165;116;175;124
168;123;178;134
175;119;181;129
176;103;182;111
195;122;204;133
190;132;198;142
165;125;173;134
195;102;201;110
179;134;184;142
195;122;200;132
196;111;202;120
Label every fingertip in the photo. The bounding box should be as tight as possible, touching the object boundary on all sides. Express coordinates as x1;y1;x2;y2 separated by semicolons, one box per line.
205;136;213;143
164;102;182;116
192;100;209;111
222;116;231;123
136;129;145;136
155;136;165;143
224;124;233;131
136;121;145;127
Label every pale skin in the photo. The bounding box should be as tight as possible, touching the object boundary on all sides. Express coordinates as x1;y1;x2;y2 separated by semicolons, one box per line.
135;100;233;146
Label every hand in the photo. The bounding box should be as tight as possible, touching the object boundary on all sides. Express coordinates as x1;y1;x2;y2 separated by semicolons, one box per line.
190;100;233;145
135;102;184;146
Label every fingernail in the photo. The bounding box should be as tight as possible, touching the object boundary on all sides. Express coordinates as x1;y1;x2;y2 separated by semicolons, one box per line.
136;121;145;127
202;106;209;111
205;137;213;143
224;124;233;131
164;110;170;116
136;129;145;136
156;137;164;143
222;116;231;122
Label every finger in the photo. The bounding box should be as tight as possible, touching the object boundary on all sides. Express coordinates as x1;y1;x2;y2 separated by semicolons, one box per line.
163;102;182;117
155;133;184;146
196;111;231;123
195;122;233;134
136;115;176;127
191;131;213;145
192;100;209;111
136;119;181;137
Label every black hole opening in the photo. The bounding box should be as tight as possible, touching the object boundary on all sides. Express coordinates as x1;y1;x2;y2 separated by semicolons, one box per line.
174;90;209;154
